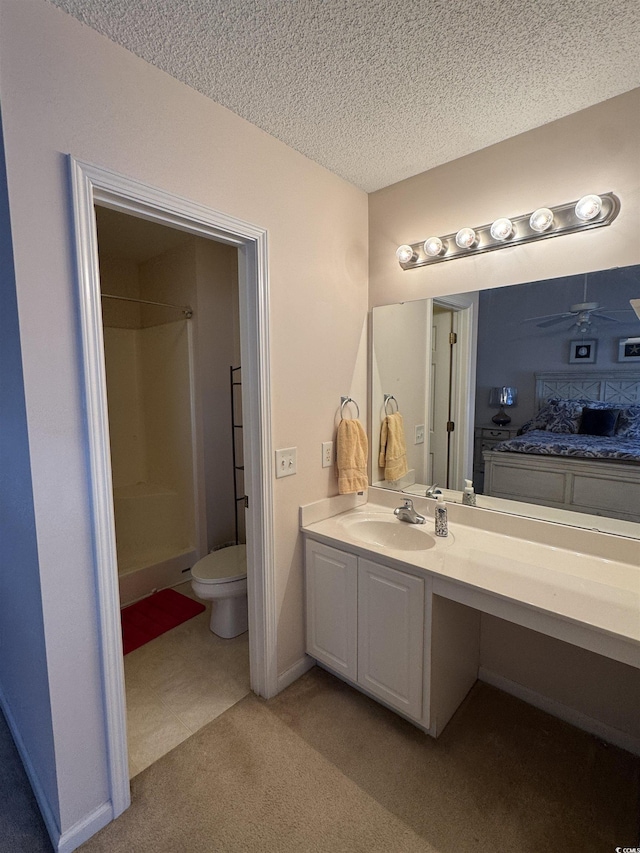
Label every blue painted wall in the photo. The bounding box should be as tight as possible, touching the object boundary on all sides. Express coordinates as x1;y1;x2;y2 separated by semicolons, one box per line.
0;109;60;838
475;266;640;426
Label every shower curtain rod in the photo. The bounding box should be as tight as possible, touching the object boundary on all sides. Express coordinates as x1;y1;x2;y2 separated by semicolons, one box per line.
101;292;193;318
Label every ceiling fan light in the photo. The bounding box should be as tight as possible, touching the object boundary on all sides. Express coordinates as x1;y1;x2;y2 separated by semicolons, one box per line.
529;207;554;232
575;194;603;222
424;236;446;257
455;227;477;249
490;217;514;241
396;244;416;264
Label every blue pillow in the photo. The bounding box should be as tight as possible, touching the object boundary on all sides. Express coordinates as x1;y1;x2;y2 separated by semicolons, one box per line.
578;407;620;437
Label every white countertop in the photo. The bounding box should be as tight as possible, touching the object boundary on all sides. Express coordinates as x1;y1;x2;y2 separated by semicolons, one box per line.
301;494;640;659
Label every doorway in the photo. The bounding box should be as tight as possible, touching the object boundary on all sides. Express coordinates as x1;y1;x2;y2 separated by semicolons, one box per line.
428;296;477;492
70;158;276;817
429;305;455;488
95;207;253;775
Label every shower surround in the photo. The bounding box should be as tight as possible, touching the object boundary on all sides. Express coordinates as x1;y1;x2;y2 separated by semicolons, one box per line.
103;320;199;605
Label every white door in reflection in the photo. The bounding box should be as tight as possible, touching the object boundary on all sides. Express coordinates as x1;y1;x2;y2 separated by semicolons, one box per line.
430;306;454;486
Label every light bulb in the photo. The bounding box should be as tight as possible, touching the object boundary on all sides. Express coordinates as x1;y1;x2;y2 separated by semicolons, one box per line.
490;218;514;241
424;236;446;257
455;227;477;249
529;207;554;232
575;194;602;221
396;244;416;264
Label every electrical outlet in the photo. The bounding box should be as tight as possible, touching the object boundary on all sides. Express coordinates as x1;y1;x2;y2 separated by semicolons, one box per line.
322;441;333;468
275;447;297;478
415;424;425;444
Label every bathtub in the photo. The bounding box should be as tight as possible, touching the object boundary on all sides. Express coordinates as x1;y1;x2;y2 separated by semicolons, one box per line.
114;482;197;606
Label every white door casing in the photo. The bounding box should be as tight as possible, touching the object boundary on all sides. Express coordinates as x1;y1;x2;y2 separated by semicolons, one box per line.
69;157;277;819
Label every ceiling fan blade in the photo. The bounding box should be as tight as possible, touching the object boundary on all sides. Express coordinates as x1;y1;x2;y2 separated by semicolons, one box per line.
592;313;621;323
537;315;573;328
522;311;573;324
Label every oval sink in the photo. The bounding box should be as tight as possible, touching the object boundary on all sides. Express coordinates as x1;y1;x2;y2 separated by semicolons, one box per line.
340;514;443;551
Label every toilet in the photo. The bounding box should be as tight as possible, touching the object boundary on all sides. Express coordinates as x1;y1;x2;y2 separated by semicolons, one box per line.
190;544;248;638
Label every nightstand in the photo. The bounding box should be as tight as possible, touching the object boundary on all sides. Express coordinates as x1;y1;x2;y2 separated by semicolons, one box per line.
473;425;521;492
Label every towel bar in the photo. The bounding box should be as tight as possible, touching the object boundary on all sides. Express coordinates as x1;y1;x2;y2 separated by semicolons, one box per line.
384;394;399;415
340;396;360;420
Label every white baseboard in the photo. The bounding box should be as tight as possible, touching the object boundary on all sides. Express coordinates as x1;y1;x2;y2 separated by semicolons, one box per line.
479;667;640;757
57;802;113;853
0;684;115;852
276;655;315;693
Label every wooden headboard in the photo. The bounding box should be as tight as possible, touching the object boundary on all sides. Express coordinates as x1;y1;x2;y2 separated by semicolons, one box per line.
535;371;640;410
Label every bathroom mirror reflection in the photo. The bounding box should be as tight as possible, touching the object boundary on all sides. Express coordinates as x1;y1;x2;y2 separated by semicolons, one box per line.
371;263;640;537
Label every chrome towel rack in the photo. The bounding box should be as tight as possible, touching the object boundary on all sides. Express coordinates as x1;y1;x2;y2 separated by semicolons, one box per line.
384;394;399;415
340;396;360;420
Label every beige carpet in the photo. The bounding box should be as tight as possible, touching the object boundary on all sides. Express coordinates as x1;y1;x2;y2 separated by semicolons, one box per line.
78;667;640;853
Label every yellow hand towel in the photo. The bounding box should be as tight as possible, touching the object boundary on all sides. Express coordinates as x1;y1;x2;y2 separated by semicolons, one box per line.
337;418;369;495
378;412;408;482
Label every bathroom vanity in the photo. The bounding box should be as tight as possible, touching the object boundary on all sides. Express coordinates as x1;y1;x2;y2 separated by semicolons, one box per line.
301;489;640;743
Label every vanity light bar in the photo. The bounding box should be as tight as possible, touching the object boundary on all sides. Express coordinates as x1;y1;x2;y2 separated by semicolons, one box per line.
396;193;620;270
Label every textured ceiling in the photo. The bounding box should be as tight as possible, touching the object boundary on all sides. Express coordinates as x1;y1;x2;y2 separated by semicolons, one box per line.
47;0;640;192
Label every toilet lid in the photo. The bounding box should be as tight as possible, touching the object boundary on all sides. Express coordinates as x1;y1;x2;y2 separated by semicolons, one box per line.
191;544;247;584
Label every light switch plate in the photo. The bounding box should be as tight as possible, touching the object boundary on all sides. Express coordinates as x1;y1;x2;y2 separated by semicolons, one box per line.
275;447;297;478
415;424;425;444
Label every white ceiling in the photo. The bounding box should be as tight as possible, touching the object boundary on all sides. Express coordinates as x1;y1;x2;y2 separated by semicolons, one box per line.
48;0;640;192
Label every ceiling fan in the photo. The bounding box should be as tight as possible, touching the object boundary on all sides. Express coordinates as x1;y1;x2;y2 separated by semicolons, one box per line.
522;274;637;333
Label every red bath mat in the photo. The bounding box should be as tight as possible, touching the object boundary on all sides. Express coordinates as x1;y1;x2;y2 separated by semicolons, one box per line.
121;589;205;655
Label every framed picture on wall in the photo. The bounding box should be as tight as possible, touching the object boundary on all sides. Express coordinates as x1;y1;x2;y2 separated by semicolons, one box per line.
569;339;596;364
618;337;640;362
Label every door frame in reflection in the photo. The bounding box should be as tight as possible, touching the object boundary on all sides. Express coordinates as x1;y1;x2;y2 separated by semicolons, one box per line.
428;294;477;491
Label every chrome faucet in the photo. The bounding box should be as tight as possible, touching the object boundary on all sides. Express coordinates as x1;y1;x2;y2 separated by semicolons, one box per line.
394;499;426;524
425;484;442;498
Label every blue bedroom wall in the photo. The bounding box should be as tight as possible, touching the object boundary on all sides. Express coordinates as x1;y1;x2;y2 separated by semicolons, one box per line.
0;109;60;834
475;265;640;427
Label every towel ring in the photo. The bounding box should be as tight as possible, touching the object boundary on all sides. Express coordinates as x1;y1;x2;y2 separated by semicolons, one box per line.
384;394;398;415
340;396;360;420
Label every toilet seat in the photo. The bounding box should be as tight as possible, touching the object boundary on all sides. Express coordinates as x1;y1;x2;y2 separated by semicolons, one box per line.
190;544;248;638
191;544;247;584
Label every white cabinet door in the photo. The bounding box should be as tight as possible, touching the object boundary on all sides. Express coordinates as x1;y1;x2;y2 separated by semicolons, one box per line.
357;558;425;721
305;540;357;681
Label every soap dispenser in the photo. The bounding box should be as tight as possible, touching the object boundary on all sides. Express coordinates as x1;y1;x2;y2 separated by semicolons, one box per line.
462;479;476;507
434;494;448;537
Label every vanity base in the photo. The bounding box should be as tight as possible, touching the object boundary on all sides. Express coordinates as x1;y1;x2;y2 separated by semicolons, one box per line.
305;538;481;738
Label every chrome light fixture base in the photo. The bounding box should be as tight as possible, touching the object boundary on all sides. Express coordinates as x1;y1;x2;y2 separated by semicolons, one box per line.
397;192;620;269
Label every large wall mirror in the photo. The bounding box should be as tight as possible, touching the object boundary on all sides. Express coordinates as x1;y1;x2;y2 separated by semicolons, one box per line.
371;263;640;538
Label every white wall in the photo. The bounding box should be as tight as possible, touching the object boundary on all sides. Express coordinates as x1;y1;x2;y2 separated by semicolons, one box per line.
480;617;640;741
0;0;367;846
368;90;640;749
371;300;430;483
194;240;241;551
369;89;640;309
